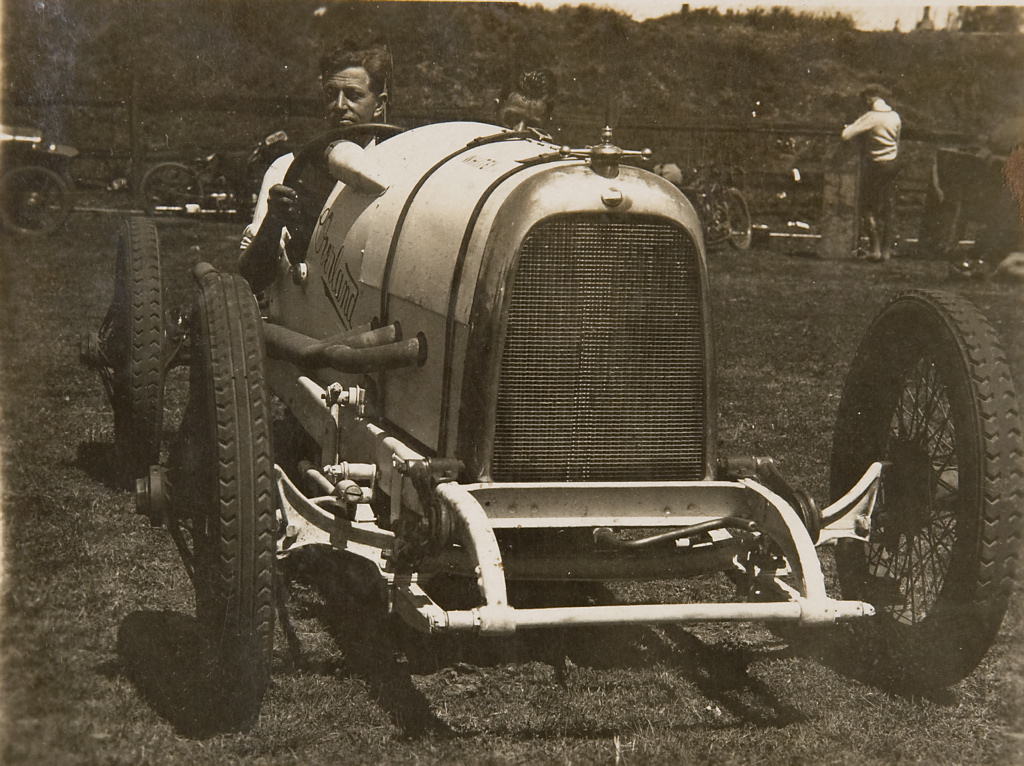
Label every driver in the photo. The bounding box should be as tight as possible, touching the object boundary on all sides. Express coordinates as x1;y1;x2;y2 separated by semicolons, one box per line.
239;43;391;292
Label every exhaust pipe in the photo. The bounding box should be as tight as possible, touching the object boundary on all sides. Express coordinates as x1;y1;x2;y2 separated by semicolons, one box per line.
262;322;425;373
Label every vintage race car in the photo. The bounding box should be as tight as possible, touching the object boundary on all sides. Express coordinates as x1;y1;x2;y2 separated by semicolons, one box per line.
83;120;1024;711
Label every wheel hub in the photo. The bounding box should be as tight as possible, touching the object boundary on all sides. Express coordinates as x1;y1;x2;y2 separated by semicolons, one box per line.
885;438;935;537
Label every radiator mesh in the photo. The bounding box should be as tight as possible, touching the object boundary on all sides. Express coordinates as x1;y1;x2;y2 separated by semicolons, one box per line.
492;215;706;481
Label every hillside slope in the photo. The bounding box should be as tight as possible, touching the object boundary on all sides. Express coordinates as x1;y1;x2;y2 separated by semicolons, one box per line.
4;0;1022;144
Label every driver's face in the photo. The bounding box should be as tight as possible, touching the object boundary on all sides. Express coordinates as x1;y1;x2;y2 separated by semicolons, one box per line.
499;92;550;131
323;66;386;127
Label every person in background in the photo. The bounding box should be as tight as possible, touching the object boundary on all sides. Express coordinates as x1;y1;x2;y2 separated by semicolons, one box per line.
497;69;557;136
841;83;902;262
239;43;391;292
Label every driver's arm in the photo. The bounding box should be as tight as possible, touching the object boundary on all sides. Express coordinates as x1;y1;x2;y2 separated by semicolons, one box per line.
239;155;296;292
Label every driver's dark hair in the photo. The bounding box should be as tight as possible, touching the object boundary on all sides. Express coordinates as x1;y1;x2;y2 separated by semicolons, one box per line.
319;42;392;96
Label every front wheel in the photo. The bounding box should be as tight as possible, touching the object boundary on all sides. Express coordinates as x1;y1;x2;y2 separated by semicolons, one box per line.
169;268;276;713
0;165;71;235
830;289;1024;687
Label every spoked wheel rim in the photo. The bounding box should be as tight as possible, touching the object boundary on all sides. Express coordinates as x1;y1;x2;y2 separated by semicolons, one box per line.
0;166;70;235
865;356;960;625
702;194;731;246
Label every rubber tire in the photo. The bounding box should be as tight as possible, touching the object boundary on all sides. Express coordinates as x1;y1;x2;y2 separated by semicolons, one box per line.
140;161;203;215
724;187;752;251
0;165;71;235
108;217;164;487
830;289;1024;687
174;269;275;711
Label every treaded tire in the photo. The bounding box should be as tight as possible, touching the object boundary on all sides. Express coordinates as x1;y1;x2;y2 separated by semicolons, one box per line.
105;217;164;487
140;161;202;215
724;187;752;251
173;268;275;715
830;289;1024;687
0;165;71;235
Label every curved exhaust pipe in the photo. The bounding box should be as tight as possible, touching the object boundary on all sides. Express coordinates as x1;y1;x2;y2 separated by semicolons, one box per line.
262;322;425;373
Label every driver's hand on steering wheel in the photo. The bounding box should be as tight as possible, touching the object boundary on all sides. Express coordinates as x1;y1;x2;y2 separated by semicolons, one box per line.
266;184;301;227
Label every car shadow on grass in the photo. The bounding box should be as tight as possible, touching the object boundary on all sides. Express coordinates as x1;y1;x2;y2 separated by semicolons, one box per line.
74;441;125;492
279;546;455;739
281;547;807;733
104;610;265;738
772;624;959;705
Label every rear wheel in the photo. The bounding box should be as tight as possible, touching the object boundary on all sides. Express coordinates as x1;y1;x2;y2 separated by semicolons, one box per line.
830;289;1024;687
140;161;202;215
170;268;276;711
0;165;71;235
98;217;164;487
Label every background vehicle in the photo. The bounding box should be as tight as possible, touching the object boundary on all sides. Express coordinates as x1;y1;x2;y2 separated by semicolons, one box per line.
679;164;753;250
84;120;1024;719
139;130;290;217
0;124;78;235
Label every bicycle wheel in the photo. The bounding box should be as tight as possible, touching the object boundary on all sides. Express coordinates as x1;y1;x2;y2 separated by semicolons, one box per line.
830;290;1024;687
700;193;731;247
140;162;202;215
0;165;71;235
169;267;275;713
724;187;752;250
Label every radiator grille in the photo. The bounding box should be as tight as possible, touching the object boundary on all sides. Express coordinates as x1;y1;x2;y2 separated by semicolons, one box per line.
492;215;707;482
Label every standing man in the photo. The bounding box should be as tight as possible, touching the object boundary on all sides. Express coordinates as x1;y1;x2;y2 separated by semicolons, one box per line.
239;43;392;292
841;84;902;262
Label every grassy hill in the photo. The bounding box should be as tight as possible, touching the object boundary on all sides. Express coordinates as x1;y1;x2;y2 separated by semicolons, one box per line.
3;0;1023;150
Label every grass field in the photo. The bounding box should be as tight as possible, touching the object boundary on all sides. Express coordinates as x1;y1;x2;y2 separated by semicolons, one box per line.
2;207;1023;765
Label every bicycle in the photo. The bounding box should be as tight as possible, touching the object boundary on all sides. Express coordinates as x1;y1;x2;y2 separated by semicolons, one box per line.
680;165;752;250
139;130;290;218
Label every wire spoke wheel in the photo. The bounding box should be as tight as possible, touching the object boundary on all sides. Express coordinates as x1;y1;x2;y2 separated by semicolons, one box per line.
99;217;165;487
701;193;732;246
140;162;203;215
169;267;275;718
0;165;71;235
830;289;1024;687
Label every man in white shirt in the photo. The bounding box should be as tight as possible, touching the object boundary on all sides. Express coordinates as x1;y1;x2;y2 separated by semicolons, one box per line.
239;43;391;292
841;84;902;262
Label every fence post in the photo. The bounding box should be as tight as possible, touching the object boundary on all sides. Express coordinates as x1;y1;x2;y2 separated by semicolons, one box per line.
819;141;861;258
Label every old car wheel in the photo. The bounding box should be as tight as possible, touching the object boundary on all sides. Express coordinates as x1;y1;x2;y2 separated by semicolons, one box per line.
830;289;1024;687
724;187;752;250
140;161;203;215
170;267;275;708
97;217;165;487
0;165;71;235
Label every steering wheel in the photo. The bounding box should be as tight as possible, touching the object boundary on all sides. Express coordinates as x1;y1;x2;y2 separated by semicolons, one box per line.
282;122;405;207
277;124;404;266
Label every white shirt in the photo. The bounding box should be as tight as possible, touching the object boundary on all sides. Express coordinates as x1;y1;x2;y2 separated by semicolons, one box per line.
239;137;378;259
841;99;902;162
240;152;293;256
